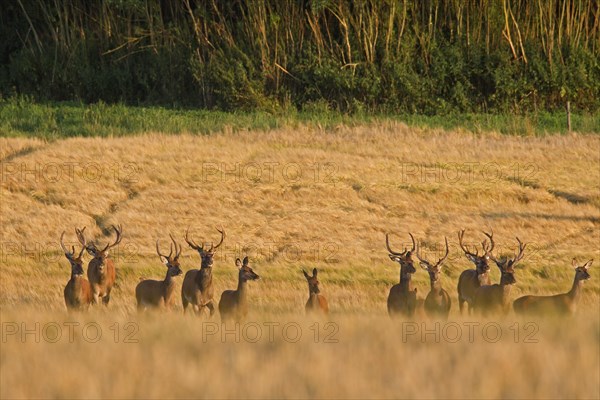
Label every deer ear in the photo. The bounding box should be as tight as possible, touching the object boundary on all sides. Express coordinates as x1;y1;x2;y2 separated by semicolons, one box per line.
583;259;593;269
85;246;96;256
242;256;249;266
572;258;578;268
312;268;318;277
419;262;429;271
235;258;242;268
302;270;310;279
159;255;169;265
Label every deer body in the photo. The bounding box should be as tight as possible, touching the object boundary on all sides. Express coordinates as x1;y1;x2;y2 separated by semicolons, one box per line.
136;235;183;311
386;233;418;318
181;227;224;316
79;225;122;306
473;237;525;316
417;237;451;319
513;259;592;316
62;229;93;311
219;257;260;322
457;229;494;315
303;268;328;315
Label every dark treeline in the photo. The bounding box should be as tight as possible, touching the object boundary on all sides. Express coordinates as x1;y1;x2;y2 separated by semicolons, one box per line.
1;0;599;114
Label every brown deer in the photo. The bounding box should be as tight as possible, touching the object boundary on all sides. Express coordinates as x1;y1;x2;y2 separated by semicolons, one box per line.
302;268;329;315
135;235;183;311
513;258;592;316
473;237;526;316
61;229;93;311
218;256;260;322
181;227;225;316
77;225;121;306
415;237;451;319
457;229;494;315
386;232;418;318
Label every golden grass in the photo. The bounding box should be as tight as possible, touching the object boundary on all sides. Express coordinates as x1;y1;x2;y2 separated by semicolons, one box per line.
1;123;599;398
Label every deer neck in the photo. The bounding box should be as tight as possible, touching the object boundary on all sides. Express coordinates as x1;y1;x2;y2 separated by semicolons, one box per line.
430;279;443;293
399;271;413;290
568;276;584;300
237;277;249;304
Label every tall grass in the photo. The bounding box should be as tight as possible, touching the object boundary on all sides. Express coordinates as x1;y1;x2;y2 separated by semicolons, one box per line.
2;1;599;113
1;98;598;139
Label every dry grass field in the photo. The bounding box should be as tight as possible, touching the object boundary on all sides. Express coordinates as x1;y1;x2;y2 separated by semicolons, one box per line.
1;123;599;399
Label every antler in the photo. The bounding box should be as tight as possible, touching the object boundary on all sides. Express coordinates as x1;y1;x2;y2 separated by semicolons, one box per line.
509;237;527;267
169;233;182;259
482;230;495;255
60;231;74;259
416;237;449;269
458;229;478;257
209;226;225;252
156;238;173;260
99;225;123;253
185;227;202;251
386;233;416;256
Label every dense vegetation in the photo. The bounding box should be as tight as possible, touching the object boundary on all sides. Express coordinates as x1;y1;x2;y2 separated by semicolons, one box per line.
1;1;599;114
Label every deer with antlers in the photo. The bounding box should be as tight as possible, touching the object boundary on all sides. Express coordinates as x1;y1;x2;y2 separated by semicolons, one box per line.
513;258;592;316
61;228;93;311
473;237;526;316
218;256;260;323
457;229;494;315
385;233;418;318
181;227;225;316
77;225;121;306
135;235;183;311
302;268;329;315
415;237;451;319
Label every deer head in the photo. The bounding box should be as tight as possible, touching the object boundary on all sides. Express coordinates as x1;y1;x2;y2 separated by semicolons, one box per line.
303;268;321;294
156;234;183;278
78;225;123;269
185;227;225;268
386;232;416;273
236;256;260;282
458;229;495;274
60;228;87;277
490;237;527;285
415;237;449;283
572;258;592;282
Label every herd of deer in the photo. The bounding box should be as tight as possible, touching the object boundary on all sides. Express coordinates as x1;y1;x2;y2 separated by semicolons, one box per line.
60;225;592;320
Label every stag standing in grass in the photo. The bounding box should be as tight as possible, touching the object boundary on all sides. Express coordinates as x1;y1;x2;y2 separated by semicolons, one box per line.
135;235;183;311
386;233;418;318
513;259;592;316
303;268;328;315
415;237;451;319
181;227;225;316
473;237;526;316
457;229;494;315
61;229;92;311
218;256;260;323
78;225;121;306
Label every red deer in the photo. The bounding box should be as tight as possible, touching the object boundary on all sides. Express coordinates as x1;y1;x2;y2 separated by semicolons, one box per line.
77;225;121;306
513;258;592;316
473;237;526;316
181;227;225;316
218;256;260;322
302;268;328;315
457;229;494;315
135;235;183;311
415;237;451;319
61;229;93;311
385;232;418;318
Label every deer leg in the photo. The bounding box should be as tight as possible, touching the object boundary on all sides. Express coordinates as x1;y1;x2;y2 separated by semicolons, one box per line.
207;302;215;317
458;298;465;315
102;292;111;306
182;297;189;314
